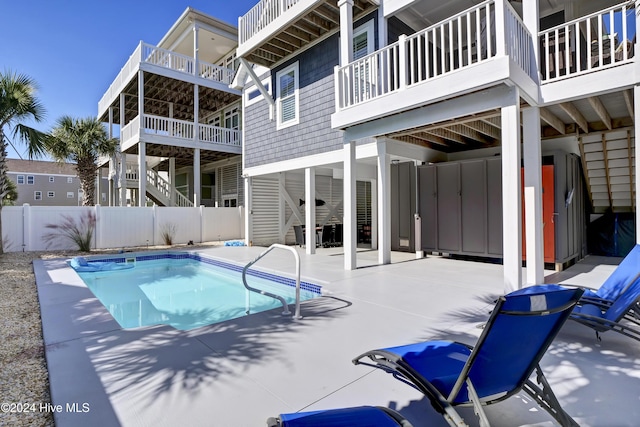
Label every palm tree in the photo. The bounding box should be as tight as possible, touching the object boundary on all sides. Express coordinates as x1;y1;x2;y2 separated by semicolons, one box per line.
2;178;18;206
0;70;48;254
48;116;118;206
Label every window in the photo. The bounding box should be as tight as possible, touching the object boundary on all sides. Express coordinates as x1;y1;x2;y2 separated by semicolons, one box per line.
276;62;299;129
224;106;240;131
353;20;375;60
245;77;271;106
67;177;73;183
34;191;42;200
101;193;107;202
17;175;24;184
47;191;55;198
49;176;55;183
223;197;237;208
27;175;34;185
67;192;74;198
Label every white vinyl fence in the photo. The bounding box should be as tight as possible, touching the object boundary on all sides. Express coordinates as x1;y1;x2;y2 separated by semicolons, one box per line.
1;204;245;252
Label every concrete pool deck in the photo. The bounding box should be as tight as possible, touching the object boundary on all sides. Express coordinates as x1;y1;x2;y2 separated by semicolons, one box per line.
35;247;640;426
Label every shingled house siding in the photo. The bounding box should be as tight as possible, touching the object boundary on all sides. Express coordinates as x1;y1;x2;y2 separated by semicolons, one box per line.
244;12;378;169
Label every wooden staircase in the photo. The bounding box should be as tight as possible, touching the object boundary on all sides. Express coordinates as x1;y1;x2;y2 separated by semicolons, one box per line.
579;129;636;213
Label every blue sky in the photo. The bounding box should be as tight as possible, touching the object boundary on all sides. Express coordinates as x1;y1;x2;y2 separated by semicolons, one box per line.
1;0;257;159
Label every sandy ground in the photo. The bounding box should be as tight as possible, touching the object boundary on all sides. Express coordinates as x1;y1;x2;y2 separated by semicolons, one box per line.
0;251;55;427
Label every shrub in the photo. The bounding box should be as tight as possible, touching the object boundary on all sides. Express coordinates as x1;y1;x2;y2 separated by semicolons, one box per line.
160;222;177;246
43;211;96;252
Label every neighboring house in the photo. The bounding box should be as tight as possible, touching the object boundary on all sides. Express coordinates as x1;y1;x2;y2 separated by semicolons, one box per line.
233;0;639;291
6;159;108;206
97;8;244;208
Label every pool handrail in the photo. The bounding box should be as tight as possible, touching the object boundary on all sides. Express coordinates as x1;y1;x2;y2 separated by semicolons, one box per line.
242;243;302;319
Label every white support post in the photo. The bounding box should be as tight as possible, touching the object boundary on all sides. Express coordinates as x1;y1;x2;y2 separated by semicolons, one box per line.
377;0;387;48
137;70;146;207
119;93;127;207
193;23;199;76
494;0;506;57
370;178;378;250
523;108;544;285
194;148;201;206
278;172;286;243
169;157;176;206
338;0;354;67
523;0;540;75
108;107;114;206
377;140;391;264
245;176;253;246
194;84;200;143
23;203;31;252
305;167;316;254
138;141;146;207
94;204;101;250
635;85;640;243
501;93;522;293
344;139;357;270
398;35;407;89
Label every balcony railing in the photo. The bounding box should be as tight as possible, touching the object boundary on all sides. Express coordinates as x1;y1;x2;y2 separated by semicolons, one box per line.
539;0;635;83
120;114;241;148
239;0;299;44
99;42;235;114
335;0;534;110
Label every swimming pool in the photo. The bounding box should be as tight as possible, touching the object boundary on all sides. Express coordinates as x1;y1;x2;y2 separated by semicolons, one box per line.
75;253;321;331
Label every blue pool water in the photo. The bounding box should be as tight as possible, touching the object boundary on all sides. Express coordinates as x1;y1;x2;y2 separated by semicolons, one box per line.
77;255;320;330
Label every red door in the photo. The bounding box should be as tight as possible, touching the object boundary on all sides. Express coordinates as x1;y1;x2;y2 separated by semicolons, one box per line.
522;165;555;262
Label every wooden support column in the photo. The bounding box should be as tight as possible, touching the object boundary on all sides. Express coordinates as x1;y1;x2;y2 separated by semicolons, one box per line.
344;139;357;270
119;93;127;207
305;167;316;254
634;85;640;243
137;70;146;207
377;139;391;264
194;148;201;206
338;0;353;66
501;91;522;292
523;108;544;285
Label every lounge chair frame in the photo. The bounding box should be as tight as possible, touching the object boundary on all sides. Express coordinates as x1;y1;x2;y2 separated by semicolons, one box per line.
354;290;582;427
266;405;414;427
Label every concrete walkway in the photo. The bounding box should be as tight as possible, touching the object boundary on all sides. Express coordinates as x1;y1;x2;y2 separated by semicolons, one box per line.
35;247;640;427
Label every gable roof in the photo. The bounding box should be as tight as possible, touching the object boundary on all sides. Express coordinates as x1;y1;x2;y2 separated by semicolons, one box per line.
6;159;78;176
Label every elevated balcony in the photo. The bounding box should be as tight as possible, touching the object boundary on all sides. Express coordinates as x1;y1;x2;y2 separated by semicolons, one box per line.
539;0;637;104
98;42;237;117
120;114;242;155
237;0;377;67
332;0;537;130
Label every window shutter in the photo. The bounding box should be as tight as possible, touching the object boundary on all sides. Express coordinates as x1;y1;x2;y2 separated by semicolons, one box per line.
353;32;369;59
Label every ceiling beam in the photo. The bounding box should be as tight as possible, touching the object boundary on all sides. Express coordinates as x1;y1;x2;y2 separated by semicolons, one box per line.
445;124;490;144
588;96;612;130
427;128;468;144
623;89;634;123
559;102;589;133
540;107;567;135
464;120;501;139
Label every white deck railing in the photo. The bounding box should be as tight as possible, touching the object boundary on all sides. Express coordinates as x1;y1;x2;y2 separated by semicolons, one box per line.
99;42;235;114
125;163;194;207
335;0;533;110
143;115;195;139
239;0;299;44
539;1;635;83
121;114;241;148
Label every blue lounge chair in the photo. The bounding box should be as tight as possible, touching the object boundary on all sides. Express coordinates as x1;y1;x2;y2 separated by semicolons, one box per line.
571;273;640;342
578;244;640;303
266;406;413;427
353;285;583;427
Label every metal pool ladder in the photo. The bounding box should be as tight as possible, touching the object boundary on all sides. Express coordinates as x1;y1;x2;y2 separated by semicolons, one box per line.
242;244;302;319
